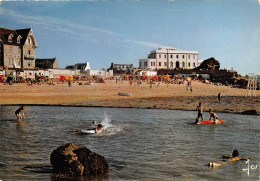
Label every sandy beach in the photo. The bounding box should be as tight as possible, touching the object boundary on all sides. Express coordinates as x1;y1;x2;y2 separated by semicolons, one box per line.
0;80;259;114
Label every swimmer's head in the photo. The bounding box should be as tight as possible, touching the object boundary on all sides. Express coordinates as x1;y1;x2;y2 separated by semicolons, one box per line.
232;149;239;157
97;124;103;128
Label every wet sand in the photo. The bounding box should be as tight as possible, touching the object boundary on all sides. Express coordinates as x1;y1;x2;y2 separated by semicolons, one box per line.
0;80;259;114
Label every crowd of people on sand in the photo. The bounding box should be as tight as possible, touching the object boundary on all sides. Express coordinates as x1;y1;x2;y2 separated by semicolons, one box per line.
1;72;227;91
117;74;205;92
0;73;109;86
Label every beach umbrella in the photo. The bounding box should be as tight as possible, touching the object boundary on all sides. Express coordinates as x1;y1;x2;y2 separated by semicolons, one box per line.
60;75;66;82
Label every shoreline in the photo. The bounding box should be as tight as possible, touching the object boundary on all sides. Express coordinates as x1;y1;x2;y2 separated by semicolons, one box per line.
1;95;259;115
0;80;259;115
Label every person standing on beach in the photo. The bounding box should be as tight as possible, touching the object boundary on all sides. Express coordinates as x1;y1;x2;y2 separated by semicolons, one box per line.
149;80;153;89
15;106;25;120
196;102;204;122
218;92;221;103
68;78;72;87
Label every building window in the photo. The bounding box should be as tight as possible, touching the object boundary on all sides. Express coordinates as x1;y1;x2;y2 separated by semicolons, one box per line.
170;61;173;68
182;62;185;68
139;62;141;67
164;62;167;67
170;55;173;58
159;62;161;67
28;50;31;55
176;55;179;59
182;55;185;59
8;34;13;42
28;61;32;67
159;54;161;59
17;37;20;44
188;62;191;67
164;55;166;59
193;62;196;67
188;55;190;59
9;58;13;65
18;61;21;66
28;38;31;44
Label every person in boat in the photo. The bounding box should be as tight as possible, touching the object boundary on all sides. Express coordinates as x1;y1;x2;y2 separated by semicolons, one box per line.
95;124;105;133
208;109;220;124
208;149;248;168
15;106;25;120
196;102;204;123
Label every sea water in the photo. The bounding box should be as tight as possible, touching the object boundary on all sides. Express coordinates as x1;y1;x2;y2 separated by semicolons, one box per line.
0;106;259;180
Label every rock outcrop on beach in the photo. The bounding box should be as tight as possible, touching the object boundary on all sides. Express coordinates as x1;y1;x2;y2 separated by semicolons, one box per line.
197;57;220;70
50;143;109;178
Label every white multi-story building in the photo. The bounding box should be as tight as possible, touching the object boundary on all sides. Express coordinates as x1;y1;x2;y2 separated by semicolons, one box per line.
139;47;198;70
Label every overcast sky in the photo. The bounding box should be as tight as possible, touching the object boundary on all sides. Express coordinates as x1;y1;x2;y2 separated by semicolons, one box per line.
0;0;259;75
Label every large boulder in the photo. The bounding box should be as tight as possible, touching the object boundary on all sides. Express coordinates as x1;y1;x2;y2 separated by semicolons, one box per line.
50;143;109;178
198;57;220;70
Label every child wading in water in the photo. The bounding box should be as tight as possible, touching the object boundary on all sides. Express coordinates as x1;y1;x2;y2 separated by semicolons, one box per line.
15;106;25;120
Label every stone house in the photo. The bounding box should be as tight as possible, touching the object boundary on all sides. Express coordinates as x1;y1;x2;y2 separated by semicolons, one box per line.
35;57;59;69
108;63;134;75
0;27;38;69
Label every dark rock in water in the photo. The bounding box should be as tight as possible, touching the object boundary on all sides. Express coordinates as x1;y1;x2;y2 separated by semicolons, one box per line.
50;143;109;178
241;110;258;115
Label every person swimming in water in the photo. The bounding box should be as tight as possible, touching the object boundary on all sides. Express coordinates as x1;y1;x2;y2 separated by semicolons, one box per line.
95;124;106;133
208;149;248;168
15;106;25;120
